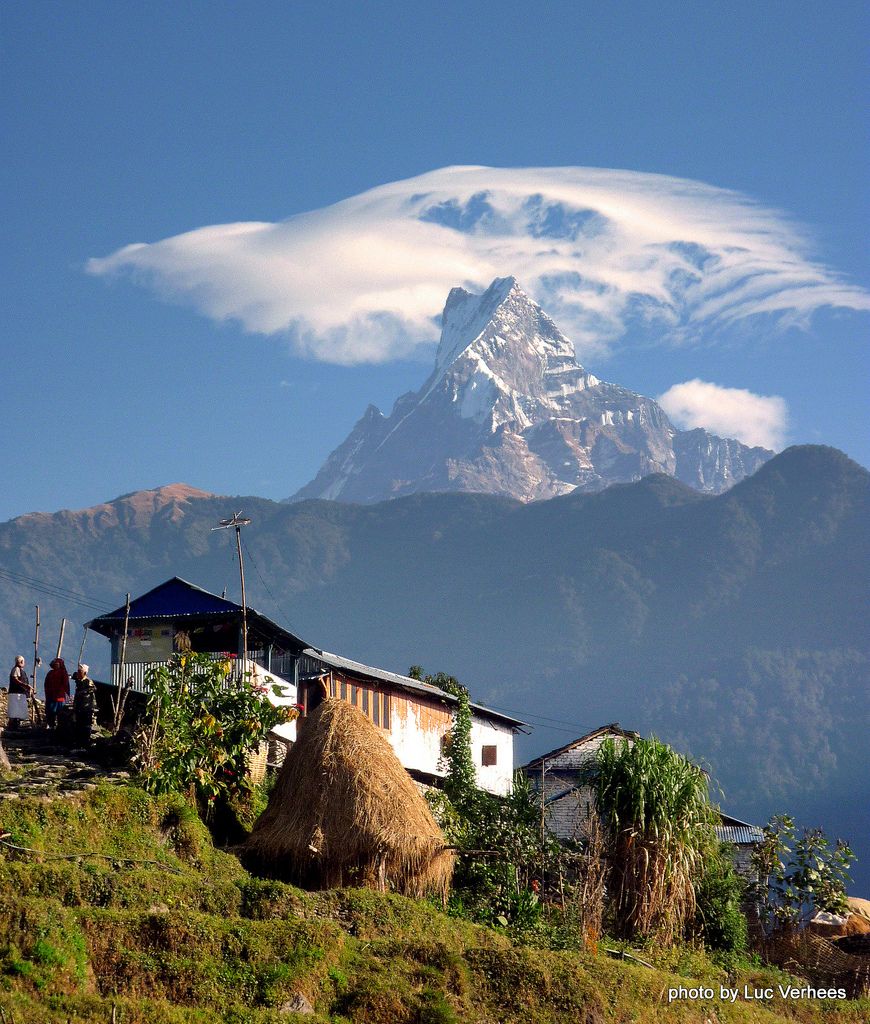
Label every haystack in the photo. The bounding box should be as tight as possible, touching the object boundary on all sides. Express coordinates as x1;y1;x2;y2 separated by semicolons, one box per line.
243;698;454;898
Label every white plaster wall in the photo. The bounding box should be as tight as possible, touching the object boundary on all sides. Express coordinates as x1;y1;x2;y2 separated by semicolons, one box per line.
388;701;446;780
470;717;514;796
247;660;298;743
389;703;515;796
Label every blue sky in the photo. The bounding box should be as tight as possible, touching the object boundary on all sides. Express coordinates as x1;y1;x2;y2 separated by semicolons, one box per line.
2;0;868;523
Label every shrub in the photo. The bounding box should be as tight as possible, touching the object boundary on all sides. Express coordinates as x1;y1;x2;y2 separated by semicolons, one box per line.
694;847;748;954
750;814;854;934
136;654;295;805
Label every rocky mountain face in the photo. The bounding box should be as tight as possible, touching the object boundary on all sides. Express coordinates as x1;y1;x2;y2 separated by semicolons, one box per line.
291;277;772;503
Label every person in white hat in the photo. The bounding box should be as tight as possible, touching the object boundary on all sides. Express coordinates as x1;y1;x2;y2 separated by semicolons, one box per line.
72;664;96;747
6;655;32;729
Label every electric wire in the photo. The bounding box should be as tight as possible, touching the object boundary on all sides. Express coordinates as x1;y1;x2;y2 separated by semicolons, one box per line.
237;541;589;735
1;559;598;737
482;700;598;732
0;566;109;613
240;537;297;630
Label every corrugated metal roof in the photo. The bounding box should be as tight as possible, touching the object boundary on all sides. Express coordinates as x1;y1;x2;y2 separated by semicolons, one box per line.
715;824;764;845
86;577;308;650
302;648;528;728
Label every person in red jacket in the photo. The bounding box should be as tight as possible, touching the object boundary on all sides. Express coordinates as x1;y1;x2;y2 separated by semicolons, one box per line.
43;657;70;730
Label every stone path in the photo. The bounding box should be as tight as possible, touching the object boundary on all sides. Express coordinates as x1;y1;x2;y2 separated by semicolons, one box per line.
0;726;133;800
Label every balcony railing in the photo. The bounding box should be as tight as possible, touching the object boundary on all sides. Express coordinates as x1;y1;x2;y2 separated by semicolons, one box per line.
110;657;296;700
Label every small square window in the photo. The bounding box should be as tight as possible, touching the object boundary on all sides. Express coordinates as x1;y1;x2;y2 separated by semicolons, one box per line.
481;745;497;767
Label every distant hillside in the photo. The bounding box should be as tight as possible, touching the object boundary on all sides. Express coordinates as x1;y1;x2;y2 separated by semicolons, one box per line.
0;446;867;888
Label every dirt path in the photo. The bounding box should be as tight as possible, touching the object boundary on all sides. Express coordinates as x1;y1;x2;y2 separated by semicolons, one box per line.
0;725;134;800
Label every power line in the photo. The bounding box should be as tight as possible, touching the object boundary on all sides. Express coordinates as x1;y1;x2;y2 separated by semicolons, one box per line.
479;698;597;734
240;537;297;630
0;566;109;613
236;540;592;736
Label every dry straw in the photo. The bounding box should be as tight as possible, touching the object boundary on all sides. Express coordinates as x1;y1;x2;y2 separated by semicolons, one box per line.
244;698;454;897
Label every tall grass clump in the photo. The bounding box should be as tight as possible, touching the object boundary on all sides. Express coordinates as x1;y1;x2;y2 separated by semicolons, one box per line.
581;736;717;944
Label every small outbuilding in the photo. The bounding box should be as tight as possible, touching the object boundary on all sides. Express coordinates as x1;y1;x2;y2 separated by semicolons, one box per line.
522;724;640;843
522;724;764;874
243;698;455;898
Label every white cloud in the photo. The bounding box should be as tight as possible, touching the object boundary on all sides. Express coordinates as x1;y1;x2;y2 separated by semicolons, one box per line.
658;379;789;450
87;165;870;364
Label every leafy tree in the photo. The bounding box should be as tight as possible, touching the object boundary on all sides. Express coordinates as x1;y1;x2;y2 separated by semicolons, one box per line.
751;815;854;934
412;665;554;932
137;653;294;805
580;735;718;943
693;845;748;954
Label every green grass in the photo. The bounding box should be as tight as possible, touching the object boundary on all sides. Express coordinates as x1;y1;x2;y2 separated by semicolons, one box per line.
0;785;867;1023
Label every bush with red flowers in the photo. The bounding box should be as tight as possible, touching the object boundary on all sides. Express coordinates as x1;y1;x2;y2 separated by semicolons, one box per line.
137;653;296;805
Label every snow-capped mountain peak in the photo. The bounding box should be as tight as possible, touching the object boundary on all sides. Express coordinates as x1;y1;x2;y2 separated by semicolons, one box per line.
435;276;576;375
434;276;524;373
290;279;772;504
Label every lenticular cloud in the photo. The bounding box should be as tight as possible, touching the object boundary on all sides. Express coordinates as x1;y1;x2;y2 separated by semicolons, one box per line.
87;165;870;364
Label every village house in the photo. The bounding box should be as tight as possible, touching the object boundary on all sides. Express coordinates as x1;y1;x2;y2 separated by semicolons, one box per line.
86;576;523;795
297;648;520;796
85;577;304;747
521;723;763;874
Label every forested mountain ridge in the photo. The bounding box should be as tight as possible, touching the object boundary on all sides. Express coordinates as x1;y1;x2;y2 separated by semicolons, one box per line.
0;446;867;886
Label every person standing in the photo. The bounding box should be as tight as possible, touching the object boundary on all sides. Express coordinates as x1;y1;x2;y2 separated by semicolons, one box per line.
8;655;30;694
44;657;70;730
72;663;97;747
7;655;31;729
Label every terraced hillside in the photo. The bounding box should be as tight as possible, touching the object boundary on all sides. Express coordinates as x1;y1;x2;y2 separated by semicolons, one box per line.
0;785;866;1023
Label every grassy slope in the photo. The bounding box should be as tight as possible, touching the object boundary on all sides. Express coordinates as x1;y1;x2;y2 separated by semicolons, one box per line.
0;786;866;1024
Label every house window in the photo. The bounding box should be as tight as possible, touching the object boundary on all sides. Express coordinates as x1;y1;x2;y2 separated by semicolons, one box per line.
372;690;380;726
382;693;391;729
481;745;498;767
361;688;369;714
349;683;357;705
340;679;347;701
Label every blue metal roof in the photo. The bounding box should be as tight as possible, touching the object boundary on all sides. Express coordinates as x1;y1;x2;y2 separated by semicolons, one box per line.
91;577;241;621
86;577;308;651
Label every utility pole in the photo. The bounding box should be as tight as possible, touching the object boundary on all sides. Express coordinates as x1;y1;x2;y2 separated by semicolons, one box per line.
77;624;88;669
113;594;131;733
55;618;67;661
212;512;252;672
32;605;41;696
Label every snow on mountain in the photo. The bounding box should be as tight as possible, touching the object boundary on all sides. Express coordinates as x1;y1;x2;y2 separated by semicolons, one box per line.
291;279;772;504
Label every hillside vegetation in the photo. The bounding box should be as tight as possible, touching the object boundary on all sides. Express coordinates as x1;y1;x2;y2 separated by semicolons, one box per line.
0;785;867;1023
